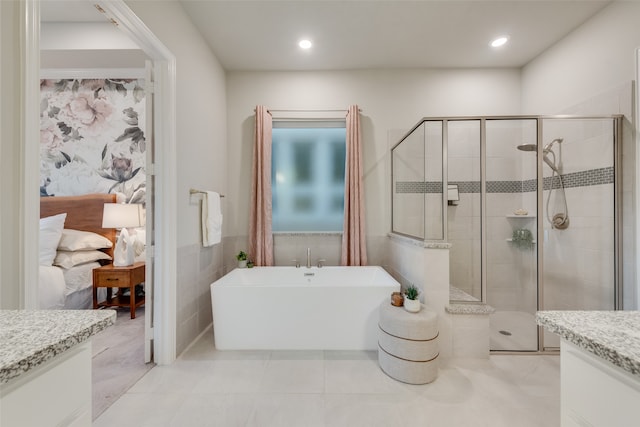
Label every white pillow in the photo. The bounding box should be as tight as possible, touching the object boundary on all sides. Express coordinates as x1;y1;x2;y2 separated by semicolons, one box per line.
54;250;112;269
58;229;113;251
39;213;67;266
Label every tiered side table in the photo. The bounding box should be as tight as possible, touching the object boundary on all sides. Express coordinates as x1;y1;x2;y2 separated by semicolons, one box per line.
378;300;439;384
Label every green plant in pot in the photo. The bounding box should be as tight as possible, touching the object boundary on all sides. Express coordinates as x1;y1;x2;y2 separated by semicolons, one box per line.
511;228;534;250
403;284;421;313
236;250;248;268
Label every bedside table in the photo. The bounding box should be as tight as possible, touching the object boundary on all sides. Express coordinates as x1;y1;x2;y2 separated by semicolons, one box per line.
93;262;145;319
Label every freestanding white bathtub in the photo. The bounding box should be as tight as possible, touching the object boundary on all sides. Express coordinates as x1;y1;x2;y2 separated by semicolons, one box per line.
210;266;400;350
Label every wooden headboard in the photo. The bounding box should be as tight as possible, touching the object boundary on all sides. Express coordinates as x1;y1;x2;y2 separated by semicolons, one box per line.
40;193;117;258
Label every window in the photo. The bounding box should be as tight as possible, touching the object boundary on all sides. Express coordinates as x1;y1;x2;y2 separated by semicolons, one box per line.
272;121;346;232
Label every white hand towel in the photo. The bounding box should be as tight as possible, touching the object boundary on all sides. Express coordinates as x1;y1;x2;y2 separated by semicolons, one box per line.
202;191;222;247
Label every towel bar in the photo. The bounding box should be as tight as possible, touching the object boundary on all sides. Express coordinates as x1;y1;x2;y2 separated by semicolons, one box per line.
190;189;225;197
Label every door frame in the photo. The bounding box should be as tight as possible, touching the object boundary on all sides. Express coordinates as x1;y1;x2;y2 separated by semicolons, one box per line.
636;48;640;311
23;0;178;364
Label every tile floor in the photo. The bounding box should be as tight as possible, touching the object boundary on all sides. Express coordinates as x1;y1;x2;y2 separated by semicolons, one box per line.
95;327;561;427
490;311;539;351
92;307;152;419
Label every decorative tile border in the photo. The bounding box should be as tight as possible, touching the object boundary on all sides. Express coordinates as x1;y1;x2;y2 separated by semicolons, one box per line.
395;166;613;194
551;167;614;190
485;180;525;194
453;181;481;193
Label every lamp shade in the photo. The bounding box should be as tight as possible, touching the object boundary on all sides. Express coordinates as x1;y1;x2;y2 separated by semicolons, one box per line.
102;203;142;229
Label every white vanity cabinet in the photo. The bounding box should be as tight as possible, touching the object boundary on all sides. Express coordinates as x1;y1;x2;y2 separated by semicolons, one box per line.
0;310;115;427
1;342;92;427
537;311;640;427
561;340;640;427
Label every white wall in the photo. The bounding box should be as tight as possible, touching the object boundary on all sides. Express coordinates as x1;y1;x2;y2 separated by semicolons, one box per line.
0;1;22;308
40;22;147;70
226;69;521;267
126;1;228;354
41;49;147;69
522;1;640;114
41;22;139;50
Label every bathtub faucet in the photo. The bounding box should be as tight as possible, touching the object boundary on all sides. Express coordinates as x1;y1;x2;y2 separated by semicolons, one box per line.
306;248;311;269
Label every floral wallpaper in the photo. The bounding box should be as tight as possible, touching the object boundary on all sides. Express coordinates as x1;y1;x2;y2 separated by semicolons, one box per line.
40;78;146;204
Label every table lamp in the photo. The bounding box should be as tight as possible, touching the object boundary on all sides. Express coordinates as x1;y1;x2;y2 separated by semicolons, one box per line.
102;203;142;266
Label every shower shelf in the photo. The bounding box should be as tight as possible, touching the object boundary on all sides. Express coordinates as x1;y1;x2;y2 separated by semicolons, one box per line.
506;215;536;219
506;238;536;244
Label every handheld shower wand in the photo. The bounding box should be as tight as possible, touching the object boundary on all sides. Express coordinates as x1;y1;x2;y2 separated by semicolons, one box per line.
517;138;569;229
543;138;568;229
543;138;563;153
542;138;563;172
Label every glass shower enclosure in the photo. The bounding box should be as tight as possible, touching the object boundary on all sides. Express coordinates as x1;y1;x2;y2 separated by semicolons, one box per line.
391;116;623;352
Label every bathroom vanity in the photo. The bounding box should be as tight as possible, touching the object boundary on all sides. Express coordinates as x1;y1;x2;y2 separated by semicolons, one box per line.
0;309;116;427
537;311;640;427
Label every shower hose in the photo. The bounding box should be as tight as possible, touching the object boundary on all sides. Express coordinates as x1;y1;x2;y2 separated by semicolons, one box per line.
545;149;569;229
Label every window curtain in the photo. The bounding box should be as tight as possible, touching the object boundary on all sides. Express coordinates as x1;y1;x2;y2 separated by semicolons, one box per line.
341;105;368;266
249;105;274;266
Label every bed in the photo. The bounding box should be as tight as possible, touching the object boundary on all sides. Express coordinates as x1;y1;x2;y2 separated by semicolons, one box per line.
39;193;117;310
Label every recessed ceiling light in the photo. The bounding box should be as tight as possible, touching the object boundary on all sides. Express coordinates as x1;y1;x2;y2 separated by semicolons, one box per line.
490;36;509;48
298;39;312;49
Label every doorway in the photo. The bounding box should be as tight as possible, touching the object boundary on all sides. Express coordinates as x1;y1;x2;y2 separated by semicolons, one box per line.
23;0;178;365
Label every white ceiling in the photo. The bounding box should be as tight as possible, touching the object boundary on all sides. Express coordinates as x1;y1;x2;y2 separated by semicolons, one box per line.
42;0;612;71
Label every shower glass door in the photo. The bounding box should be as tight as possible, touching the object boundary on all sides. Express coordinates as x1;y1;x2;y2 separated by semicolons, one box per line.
540;118;617;349
447;120;482;302
486;119;539;351
392;123;426;239
392;120;444;240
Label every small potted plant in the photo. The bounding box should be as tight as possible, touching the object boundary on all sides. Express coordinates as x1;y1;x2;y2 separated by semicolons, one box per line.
246;260;255;268
236;250;248;268
403;284;421;313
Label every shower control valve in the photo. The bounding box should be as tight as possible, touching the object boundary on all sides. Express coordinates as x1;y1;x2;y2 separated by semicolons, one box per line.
317;259;326;268
292;259;300;268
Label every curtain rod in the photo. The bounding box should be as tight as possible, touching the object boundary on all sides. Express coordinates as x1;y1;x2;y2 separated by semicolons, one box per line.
253;108;362;113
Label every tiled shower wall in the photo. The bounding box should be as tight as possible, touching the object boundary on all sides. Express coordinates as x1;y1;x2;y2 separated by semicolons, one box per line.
558;82;636;311
541;119;616;315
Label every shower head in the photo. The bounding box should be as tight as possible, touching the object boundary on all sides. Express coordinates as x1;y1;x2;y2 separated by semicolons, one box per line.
517;138;564;154
516;143;537;152
543;153;559;172
517;139;562;172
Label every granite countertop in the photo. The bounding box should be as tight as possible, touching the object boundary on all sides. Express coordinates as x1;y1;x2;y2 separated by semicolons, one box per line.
536;310;640;378
445;303;495;315
445;286;495;315
0;309;116;384
387;233;453;249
